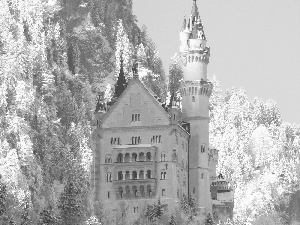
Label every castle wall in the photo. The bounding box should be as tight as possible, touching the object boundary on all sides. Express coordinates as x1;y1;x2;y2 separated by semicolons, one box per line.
92;81;189;217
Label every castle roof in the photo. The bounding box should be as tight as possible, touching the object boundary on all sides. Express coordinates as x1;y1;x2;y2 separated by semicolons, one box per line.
99;72;171;128
183;0;206;40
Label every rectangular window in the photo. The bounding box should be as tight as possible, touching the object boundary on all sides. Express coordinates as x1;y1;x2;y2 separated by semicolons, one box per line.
132;113;141;121
161;171;166;180
162;189;165;196
132;136;141;145
108;191;110;198
111;137;121;145
152;135;162;144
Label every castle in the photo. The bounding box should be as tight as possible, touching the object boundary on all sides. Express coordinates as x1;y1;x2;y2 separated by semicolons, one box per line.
91;0;233;222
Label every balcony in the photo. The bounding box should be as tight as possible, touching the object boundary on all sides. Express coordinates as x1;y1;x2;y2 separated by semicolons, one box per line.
114;144;157;164
113;178;157;200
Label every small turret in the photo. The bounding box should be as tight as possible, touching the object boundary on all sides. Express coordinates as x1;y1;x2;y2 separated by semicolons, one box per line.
94;94;107;128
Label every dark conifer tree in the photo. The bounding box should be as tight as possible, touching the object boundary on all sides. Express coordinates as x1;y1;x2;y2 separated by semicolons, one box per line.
114;55;127;99
204;213;214;225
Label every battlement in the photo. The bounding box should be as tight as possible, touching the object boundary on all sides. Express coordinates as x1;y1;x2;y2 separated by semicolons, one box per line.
179;80;213;97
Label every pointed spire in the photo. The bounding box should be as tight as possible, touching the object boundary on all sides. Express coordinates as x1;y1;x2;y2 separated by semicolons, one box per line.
95;93;106;113
191;0;199;19
181;16;187;31
114;55;127;98
132;61;139;79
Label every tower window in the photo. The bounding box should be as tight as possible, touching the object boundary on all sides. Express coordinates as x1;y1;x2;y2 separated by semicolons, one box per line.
106;173;112;182
161;152;166;161
192;96;195;102
162;189;165;196
201;144;205;153
134;207;139;213
161;171;166;180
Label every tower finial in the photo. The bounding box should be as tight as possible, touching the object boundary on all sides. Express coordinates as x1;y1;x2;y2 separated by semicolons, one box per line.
191;0;199;18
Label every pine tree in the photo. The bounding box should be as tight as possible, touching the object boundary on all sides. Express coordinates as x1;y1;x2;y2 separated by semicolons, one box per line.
169;214;177;225
145;198;168;222
169;53;183;95
59;180;84;225
180;194;198;223
204;213;214;225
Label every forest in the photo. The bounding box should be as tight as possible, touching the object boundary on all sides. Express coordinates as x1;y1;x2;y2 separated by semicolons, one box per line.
0;0;299;224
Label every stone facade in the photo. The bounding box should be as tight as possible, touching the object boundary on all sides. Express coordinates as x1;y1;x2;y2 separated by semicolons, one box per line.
91;78;189;220
91;0;233;222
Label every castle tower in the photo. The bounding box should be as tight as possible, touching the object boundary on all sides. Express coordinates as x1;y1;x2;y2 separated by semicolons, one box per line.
179;0;213;215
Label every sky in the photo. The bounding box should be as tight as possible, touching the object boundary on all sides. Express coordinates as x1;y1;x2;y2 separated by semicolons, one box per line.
133;0;300;125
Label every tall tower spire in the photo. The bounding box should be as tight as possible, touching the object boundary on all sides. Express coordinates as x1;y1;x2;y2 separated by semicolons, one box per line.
179;0;213;216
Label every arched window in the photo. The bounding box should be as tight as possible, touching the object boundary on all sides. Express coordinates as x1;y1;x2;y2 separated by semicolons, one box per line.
117;153;123;163
146;152;151;161
201;144;205;153
105;155;112;164
192;96;195;102
139;170;144;179
124;153;130;163
161;152;166;162
106;173;112;182
125;186;130;198
132;153;137;162
147;185;152;196
139;152;145;161
132;171;138;180
161;170;166;180
146;170;152;179
140;185;145;197
119;187;124;198
118;171;123;180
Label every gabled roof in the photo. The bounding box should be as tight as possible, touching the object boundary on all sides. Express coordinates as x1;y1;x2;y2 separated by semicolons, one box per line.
99;77;170;127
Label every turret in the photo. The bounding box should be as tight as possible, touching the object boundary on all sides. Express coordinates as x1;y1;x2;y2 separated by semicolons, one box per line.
180;0;213;215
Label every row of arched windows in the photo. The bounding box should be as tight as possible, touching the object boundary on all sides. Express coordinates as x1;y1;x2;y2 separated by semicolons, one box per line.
188;55;204;63
151;135;162;144
116;152;152;163
118;185;153;198
132;113;141;122
110;137;121;145
106;152;177;164
117;170;152;180
132;136;141;145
